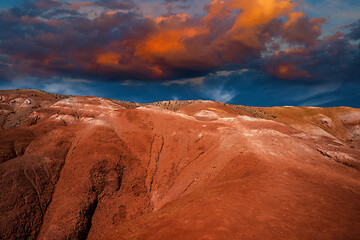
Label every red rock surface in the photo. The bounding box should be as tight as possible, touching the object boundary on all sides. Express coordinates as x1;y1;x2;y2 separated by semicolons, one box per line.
0;89;359;239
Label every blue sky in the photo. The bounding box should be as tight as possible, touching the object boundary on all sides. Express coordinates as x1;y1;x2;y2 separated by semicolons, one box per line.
0;0;359;107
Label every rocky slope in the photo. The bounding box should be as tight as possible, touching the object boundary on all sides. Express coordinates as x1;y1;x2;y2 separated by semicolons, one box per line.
0;89;359;239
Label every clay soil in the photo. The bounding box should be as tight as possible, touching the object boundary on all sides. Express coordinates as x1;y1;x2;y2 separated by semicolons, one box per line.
1;89;360;239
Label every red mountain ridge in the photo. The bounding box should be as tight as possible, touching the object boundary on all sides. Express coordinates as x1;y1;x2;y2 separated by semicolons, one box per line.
1;89;360;239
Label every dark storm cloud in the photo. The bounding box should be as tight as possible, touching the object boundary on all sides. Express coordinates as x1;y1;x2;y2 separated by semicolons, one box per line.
94;0;135;9
347;19;360;40
8;0;78;19
0;0;358;83
164;0;189;2
263;26;360;82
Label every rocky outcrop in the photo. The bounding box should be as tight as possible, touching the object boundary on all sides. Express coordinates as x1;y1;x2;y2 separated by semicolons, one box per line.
0;89;360;239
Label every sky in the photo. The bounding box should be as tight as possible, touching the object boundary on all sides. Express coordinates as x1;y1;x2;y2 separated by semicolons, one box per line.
0;0;359;107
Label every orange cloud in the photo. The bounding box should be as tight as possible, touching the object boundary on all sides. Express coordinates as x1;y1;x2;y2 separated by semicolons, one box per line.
269;64;310;80
230;0;294;28
128;0;300;78
97;53;121;66
135;27;209;61
67;2;94;10
281;12;326;45
264;48;313;80
0;0;330;81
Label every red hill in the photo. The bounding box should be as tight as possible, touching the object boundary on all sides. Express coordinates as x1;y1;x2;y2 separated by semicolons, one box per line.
1;89;359;239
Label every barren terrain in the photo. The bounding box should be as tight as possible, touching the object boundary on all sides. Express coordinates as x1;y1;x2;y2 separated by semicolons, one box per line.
0;89;359;239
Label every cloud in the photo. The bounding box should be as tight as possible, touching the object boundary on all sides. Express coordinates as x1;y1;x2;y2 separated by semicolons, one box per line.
163;76;205;86
346;19;360;40
332;19;360;40
0;0;358;84
215;69;249;77
201;85;237;103
67;0;135;11
299;96;339;107
163;69;249;86
42;82;82;95
263;29;360;81
281;12;326;46
94;0;135;10
164;0;189;2
63;77;91;83
292;82;342;102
